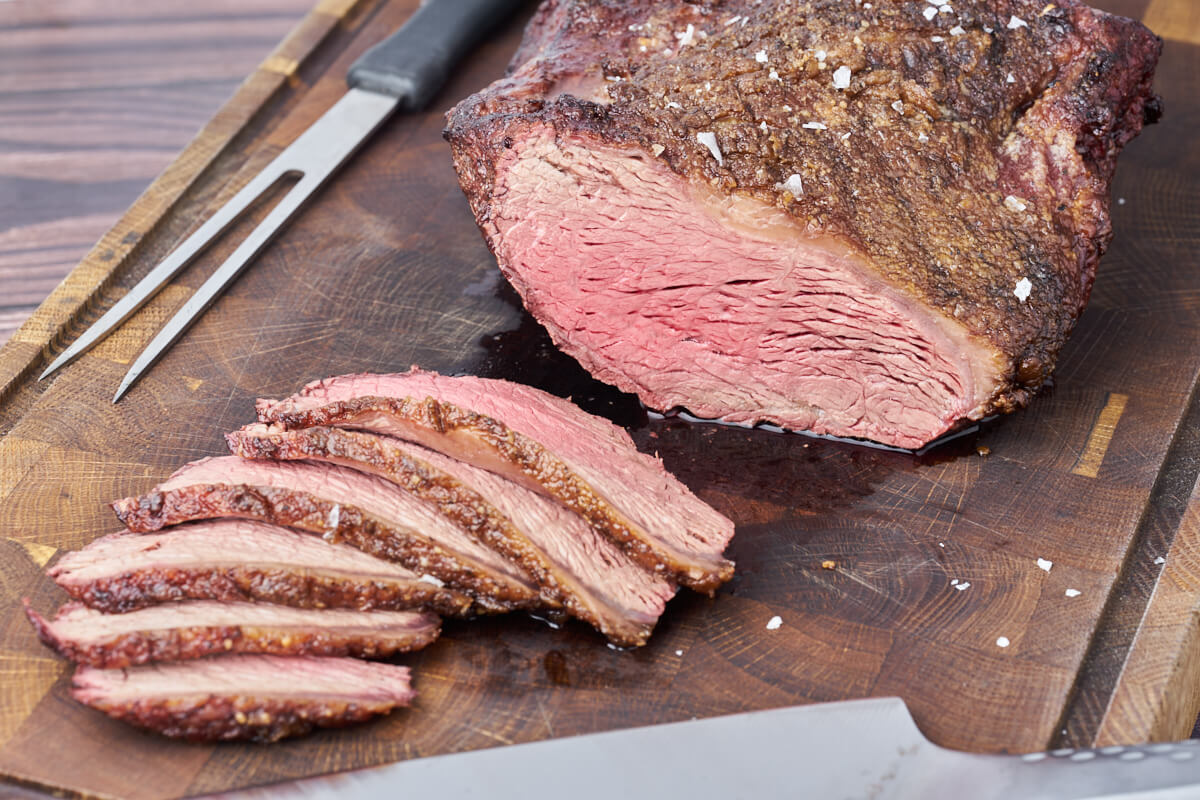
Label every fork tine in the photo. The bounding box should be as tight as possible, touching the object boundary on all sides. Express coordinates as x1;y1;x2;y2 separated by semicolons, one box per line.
38;159;298;381
112;171;322;402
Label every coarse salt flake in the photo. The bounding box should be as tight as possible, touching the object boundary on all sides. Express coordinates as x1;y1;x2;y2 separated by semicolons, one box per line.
1014;277;1032;302
1008;14;1028;29
769;69;781;81
923;5;938;20
939;3;952;12
918;132;930;142
766;615;783;630
760;120;768;132
1065;589;1082;598
1037;558;1053;572
950;578;959;585
1118;197;1126;205
833;65;852;89
755;49;768;63
1004;194;1027;212
996;636;1011;648
931;35;945;42
891;100;905;113
666;101;682;109
949;24;966;35
675;649;684;656
955;581;971;591
696;131;723;165
815;49;827;62
651;143;665;156
724;15;742;26
778;173;804;196
676;24;696;46
1154;556;1166;565
841;131;852;140
802;121;827;130
418;574;445;588
1007;72;1016;84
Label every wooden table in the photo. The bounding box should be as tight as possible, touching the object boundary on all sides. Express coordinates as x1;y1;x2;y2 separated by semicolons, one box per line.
0;0;313;348
1;1;1198;797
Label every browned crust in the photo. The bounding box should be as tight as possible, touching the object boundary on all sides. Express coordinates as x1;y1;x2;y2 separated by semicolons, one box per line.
228;425;662;646
261;395;734;594
52;562;475;617
110;484;542;612
72;681;406;743
24;600;440;669
444;0;1162;417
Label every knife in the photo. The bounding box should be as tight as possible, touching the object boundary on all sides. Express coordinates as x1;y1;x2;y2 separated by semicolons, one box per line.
38;0;525;401
202;697;1200;800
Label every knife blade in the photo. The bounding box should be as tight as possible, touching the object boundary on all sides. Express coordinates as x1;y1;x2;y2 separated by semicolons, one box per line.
37;0;525;400
200;697;1200;800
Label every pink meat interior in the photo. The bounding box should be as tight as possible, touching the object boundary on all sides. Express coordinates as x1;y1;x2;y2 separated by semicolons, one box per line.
158;457;527;582
489;129;1004;449
50;520;422;583
72;655;413;704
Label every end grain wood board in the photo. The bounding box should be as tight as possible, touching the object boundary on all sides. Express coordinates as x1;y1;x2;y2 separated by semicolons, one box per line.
1;0;1198;797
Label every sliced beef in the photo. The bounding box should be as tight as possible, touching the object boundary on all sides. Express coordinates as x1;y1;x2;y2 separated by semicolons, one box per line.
256;369;735;593
71;654;414;742
228;424;678;646
25;599;440;668
111;456;544;611
443;0;1161;449
49;520;474;616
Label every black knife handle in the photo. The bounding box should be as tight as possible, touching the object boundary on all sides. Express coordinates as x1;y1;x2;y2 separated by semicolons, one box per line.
347;0;526;110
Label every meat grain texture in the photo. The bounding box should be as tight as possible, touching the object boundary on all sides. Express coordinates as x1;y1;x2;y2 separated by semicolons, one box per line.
70;655;415;742
445;0;1162;448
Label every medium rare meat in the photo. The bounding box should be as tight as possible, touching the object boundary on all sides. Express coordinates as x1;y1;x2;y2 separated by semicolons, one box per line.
443;0;1161;448
50;520;473;616
228;424;677;646
25;599;440;668
256;369;735;593
71;654;414;742
111;457;545;611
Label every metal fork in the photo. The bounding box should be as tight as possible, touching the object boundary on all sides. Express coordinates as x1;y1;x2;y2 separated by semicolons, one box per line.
39;0;522;401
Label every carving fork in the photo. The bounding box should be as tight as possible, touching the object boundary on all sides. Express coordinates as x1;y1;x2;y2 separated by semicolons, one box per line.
39;0;523;401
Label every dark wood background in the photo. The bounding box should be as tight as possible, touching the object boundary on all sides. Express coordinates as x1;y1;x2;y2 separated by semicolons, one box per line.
1;1;1199;798
0;0;312;346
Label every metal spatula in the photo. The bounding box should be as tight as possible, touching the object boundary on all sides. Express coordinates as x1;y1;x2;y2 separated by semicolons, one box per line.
38;0;524;401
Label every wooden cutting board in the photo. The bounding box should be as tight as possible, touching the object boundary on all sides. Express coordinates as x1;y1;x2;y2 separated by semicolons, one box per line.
1;0;1198;796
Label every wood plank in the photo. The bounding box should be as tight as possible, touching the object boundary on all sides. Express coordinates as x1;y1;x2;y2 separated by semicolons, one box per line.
1144;0;1200;44
1096;465;1200;745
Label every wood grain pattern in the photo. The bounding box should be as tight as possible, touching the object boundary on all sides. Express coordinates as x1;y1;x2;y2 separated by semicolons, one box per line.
1095;468;1200;745
0;0;1197;797
0;0;315;348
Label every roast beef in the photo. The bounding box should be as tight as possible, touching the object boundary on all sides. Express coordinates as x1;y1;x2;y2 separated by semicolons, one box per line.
49;519;474;616
111;457;545;610
228;424;677;646
25;599;440;668
70;654;414;742
256;369;736;593
443;0;1162;449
